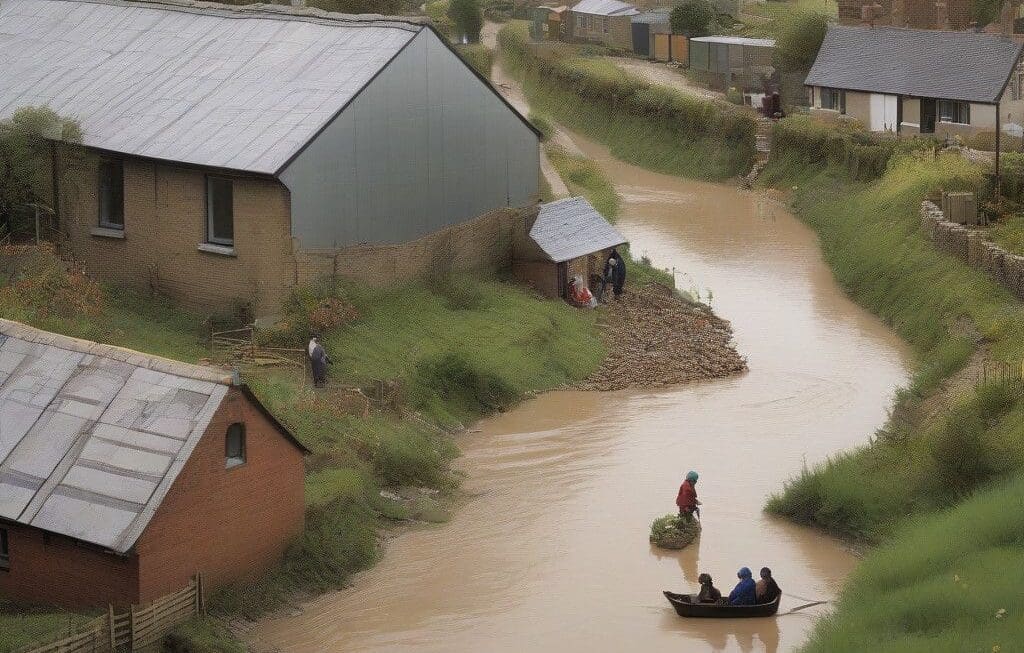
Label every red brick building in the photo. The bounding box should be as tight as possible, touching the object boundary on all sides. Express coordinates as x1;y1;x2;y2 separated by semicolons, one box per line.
0;320;308;609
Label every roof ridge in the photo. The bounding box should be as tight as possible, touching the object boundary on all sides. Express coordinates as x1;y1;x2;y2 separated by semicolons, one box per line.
38;0;427;31
0;318;233;385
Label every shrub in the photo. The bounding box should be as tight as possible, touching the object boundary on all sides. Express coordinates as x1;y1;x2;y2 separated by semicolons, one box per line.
267;280;359;344
0;244;104;321
650;513;701;549
414;351;518;414
670;0;716;36
456;43;492;77
306;0;403;13
448;0;483;42
768;115;898;181
373;423;457;487
528;113;554;141
772;8;828;73
725;87;744;105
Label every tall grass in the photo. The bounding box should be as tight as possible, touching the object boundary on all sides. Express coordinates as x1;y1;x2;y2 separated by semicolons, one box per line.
0;607;95;653
497;21;756;180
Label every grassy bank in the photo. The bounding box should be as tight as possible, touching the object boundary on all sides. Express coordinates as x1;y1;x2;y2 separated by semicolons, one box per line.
759;118;1024;649
497;21;756;181
0;246;603;650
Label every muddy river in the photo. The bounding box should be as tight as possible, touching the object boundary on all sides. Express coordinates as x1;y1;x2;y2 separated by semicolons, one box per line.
250;60;912;653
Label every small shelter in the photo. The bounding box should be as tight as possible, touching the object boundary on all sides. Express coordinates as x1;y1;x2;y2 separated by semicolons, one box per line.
531;5;568;40
0;320;308;609
567;0;640;49
688;35;775;91
631;10;670;57
513;197;627;299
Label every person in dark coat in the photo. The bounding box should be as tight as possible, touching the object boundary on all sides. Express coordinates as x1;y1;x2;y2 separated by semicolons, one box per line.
308;335;331;388
597;252;616;303
755;567;781;604
728;567;757;606
610;249;626;298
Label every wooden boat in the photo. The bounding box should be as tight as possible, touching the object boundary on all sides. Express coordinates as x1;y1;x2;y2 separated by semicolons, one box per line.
662;591;781;618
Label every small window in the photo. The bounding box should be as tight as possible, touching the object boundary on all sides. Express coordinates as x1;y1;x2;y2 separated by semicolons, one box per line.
225;423;246;468
0;528;9;570
820;87;846;114
98;159;124;229
938;100;970;125
603;17;609;33
577;15;583;27
206;176;234;246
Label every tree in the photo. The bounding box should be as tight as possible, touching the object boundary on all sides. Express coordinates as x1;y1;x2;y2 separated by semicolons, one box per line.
670;0;716;37
448;0;483;43
0;106;82;234
772;9;828;73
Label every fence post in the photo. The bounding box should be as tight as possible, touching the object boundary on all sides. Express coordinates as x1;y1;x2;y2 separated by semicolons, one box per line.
129;603;136;650
196;571;205;615
107;604;115;651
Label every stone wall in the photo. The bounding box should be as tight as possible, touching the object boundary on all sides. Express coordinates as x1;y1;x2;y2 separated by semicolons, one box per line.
921;200;1024;300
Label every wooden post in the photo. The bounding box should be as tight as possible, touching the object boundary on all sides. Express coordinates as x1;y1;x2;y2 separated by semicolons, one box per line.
107;604;116;650
196;571;205;615
129;603;136;650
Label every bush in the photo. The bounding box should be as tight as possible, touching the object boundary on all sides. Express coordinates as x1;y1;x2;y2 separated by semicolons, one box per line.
768;115;900;181
448;0;482;42
456;43;492;77
725;87;743;105
373;422;457;487
650;513;701;549
772;8;828;73
414;351;518;414
0;244;105;322
670;0;716;36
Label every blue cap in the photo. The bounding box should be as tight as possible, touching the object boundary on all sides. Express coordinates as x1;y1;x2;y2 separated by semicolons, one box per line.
686;470;699;482
738;567;752;578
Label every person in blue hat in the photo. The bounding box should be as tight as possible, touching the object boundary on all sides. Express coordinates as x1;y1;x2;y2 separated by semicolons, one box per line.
728;567;757;606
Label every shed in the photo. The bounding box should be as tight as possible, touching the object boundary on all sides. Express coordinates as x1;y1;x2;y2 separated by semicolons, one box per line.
531;5;568;40
688;35;775;91
513;197;627;298
0;0;541;315
0;319;308;608
567;0;640;49
631;10;670;56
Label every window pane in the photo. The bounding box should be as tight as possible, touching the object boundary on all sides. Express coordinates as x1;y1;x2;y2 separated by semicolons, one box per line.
98;160;124;228
0;528;8;568
225;423;245;467
207;177;234;245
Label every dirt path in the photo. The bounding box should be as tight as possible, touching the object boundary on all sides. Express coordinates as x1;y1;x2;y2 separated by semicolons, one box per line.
577;283;747;391
607;57;727;103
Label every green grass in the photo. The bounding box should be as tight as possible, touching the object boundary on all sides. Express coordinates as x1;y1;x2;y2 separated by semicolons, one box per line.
497;21;756;181
986;213;1024;257
455;43;492;78
0;606;96;653
163;616;247;653
801;473;1024;653
763;146;1024;542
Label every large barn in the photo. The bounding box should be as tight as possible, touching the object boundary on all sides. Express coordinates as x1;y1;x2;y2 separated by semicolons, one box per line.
0;0;542;315
0;320;308;608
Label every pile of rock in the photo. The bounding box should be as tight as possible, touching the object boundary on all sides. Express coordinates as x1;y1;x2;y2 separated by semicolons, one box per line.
577;283;747;391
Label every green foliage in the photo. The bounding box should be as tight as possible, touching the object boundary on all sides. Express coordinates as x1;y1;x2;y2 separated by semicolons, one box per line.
771;8;828;73
0;604;94;653
456;43;493;77
987;213;1024;256
528;112;554;141
448;0;483;42
497;22;757;179
425;0;455;36
306;0;404;13
373;419;459;486
800;473;1024;652
971;0;1002;26
650;513;701;549
669;0;716;36
164;617;247;653
725;87;744;105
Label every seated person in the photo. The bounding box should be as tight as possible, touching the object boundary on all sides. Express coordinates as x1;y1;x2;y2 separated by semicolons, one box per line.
697;573;723;604
755;567;781;603
728;567;757;606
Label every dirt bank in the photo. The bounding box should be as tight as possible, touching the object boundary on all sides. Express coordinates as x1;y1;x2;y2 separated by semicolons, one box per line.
576;283;746;391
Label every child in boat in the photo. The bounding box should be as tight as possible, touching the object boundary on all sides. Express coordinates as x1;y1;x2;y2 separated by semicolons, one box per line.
697;573;723;604
755;567;781;603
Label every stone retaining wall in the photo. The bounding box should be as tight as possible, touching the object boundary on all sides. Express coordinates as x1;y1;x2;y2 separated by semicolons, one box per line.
921;200;1024;300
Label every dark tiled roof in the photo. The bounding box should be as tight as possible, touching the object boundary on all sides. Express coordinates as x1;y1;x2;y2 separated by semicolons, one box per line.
805;25;1023;103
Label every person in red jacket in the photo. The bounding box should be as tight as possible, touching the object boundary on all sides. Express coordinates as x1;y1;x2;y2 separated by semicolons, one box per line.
676;470;701;521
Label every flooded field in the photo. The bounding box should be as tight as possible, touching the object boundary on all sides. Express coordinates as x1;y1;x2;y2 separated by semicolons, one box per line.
251;127;911;652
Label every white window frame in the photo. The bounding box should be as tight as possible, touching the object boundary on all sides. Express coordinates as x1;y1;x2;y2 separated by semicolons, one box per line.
205;176;234;247
937;99;970;125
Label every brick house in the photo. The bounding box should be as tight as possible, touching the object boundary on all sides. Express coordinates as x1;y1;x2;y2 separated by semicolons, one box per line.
837;0;974;29
566;0;640;50
513;197;627;298
0;0;541;317
806;25;1024;139
0;320;308;609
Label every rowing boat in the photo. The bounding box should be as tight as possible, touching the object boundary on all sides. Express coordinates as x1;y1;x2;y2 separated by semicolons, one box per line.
662;591;781;618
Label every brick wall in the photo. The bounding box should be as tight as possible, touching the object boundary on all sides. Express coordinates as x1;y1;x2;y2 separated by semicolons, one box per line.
0;524;139;609
133;387;305;602
60;151;294;317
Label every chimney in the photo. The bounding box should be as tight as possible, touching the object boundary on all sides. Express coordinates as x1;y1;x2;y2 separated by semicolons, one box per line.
936;0;950;29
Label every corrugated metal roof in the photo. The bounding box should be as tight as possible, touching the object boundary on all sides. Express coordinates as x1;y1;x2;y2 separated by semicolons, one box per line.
530;197;627;263
631;10;670;24
689;35;775;47
0;319;233;553
570;0;640;16
0;0;422;175
805;25;1023;103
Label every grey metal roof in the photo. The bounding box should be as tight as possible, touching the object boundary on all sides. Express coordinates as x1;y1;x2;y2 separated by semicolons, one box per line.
530;197;627;263
631;10;670;24
805;25;1024;103
0;319;233;553
570;0;640;16
0;0;423;175
690;35;775;47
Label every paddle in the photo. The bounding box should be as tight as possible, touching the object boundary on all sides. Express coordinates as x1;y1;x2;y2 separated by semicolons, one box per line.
783;600;828;614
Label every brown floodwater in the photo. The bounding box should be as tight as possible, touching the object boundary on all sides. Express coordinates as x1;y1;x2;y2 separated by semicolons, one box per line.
251;80;912;653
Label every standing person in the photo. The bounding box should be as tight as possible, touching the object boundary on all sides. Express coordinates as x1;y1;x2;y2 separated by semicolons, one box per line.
596;252;616;303
728;567;757;606
611;249;626;299
755;567;782;603
676;470;701;521
308;335;331;388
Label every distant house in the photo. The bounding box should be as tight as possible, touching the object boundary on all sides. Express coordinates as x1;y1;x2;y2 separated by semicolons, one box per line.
0;320;308;609
688;36;776;92
0;0;541;316
567;0;640;50
513;197;627;298
806;26;1024;137
531;5;568;40
836;0;973;30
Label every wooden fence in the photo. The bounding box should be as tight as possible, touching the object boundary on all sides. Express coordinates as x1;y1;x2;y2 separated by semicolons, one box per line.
978;360;1024;391
18;575;204;653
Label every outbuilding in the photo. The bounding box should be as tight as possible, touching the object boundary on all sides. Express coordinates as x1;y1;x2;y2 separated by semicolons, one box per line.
688;35;776;92
0;0;541;316
806;25;1024;138
0;320;308;609
566;0;640;50
513;197;627;299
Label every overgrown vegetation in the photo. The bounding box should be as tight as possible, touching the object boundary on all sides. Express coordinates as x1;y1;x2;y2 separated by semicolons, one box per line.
447;0;483;42
649;514;701;549
455;43;492;77
497;21;756;180
0;603;95;653
770;8;828;74
670;0;717;36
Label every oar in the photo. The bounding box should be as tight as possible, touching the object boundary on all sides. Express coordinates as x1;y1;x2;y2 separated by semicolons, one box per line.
783;600;828;614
